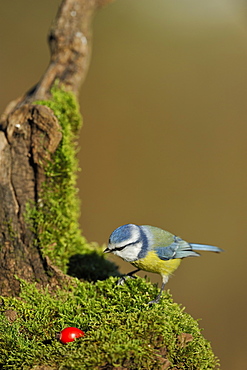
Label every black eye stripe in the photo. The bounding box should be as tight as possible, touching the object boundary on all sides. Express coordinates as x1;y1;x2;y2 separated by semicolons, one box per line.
109;239;141;252
109;245;127;252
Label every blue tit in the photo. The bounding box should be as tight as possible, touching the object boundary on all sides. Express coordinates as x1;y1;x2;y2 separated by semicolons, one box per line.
104;224;223;304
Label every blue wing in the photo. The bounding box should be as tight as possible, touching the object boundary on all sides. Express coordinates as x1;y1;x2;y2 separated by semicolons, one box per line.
155;236;200;260
142;225;223;261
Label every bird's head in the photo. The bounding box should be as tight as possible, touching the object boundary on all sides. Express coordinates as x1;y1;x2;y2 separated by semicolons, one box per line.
104;224;149;262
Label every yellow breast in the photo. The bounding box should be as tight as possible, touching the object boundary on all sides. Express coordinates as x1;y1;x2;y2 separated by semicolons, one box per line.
131;250;181;277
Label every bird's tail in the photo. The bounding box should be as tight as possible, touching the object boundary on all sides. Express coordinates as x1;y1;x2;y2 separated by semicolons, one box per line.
190;243;223;253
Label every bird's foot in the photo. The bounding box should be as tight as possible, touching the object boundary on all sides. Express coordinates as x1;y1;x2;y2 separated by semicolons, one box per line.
116;269;140;286
147;281;166;304
147;296;161;305
117;274;137;286
147;287;165;305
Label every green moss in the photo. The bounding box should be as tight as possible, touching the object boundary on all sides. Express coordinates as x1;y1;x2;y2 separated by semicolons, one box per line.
32;87;89;271
25;87;118;279
0;278;220;370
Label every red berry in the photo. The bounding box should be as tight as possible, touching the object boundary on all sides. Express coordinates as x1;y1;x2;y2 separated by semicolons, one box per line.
59;327;85;344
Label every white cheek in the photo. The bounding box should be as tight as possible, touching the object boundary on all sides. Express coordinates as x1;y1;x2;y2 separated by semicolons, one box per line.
114;242;142;263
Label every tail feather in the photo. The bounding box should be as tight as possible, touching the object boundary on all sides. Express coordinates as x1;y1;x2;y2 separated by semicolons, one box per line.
190;243;223;253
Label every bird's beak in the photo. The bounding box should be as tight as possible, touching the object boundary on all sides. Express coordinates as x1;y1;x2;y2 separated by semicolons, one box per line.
103;246;110;253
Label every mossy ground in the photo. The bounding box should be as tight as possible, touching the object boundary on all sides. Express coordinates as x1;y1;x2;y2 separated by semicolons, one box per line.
3;87;220;369
0;278;219;370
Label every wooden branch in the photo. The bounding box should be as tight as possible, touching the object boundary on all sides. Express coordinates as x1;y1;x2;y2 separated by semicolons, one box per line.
32;0;115;100
0;0;115;295
33;0;94;99
2;0;114;117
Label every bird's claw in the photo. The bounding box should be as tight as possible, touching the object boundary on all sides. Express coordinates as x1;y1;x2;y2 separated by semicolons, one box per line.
147;298;160;305
117;274;137;286
147;293;163;305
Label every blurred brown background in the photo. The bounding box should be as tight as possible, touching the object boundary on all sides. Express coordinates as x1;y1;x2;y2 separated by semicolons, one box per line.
0;1;246;369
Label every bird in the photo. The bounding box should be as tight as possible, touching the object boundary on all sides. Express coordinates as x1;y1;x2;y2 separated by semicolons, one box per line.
104;224;223;304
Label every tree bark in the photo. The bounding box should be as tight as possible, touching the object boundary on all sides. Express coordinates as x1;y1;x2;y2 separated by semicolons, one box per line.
0;0;114;296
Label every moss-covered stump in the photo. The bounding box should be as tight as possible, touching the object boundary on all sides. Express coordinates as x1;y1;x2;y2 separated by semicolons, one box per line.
0;278;219;370
25;87;92;272
1;88;219;369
